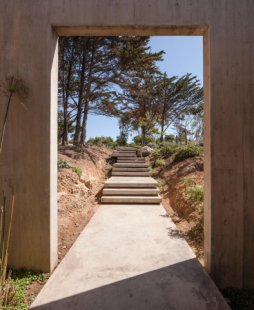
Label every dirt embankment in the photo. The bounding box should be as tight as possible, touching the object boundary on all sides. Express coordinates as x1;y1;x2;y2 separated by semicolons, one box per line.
153;156;204;262
57;145;112;260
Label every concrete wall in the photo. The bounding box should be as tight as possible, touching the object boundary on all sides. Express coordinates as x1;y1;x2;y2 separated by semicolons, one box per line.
0;0;253;288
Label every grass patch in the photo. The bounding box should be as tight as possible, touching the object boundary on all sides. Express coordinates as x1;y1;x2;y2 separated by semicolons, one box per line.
183;176;204;205
72;166;82;178
187;185;204;203
154;159;165;168
3;270;46;310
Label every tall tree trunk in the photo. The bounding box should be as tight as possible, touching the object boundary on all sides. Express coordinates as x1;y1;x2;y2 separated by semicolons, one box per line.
74;44;87;145
79;39;97;145
80;100;89;145
60;58;66;145
160;121;165;143
160;101;167;143
141;125;146;146
62;39;76;145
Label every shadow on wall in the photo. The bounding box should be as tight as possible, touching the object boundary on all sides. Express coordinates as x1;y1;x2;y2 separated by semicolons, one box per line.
31;259;229;310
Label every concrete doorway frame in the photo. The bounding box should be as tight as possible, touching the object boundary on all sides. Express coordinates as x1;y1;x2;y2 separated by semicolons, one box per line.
1;0;253;289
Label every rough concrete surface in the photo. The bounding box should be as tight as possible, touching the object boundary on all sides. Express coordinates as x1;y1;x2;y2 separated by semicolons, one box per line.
104;177;158;188
31;204;229;310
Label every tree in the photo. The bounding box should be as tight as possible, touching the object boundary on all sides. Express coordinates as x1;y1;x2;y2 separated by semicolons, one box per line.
59;36;162;146
156;73;203;142
115;37;164;145
58;37;78;145
116;113;132;145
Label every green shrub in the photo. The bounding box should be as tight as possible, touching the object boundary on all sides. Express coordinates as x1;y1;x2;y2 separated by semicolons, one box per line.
154;159;165;168
164;134;175;143
150;149;162;161
160;143;176;158
173;144;203;163
72;166;82;178
87;136;115;148
58;160;71;169
187;185;204;203
133;135;156;145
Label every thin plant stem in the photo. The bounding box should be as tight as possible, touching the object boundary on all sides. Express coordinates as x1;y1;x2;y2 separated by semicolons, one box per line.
3;195;15;281
0;194;6;285
4;195;14;258
0;91;13;154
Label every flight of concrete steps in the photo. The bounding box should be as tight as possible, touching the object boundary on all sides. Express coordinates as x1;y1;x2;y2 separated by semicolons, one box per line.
101;147;161;204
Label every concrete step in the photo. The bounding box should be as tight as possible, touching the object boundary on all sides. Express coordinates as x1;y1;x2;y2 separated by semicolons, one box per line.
101;195;161;204
112;153;137;157
102;188;159;196
113;163;148;168
116;147;137;151
112;171;150;176
104;177;158;188
113;167;149;172
117;158;145;162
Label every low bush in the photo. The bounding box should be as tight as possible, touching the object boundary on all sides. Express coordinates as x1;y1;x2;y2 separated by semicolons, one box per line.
150;149;162;161
173;144;203;163
133;135;156;145
164;134;175;143
187;185;204;203
72;166;82;178
160;143;176;158
154;159;165;168
57;160;71;169
87;136;115;148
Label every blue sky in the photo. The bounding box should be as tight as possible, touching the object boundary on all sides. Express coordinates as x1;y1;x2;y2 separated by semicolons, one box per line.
86;36;203;141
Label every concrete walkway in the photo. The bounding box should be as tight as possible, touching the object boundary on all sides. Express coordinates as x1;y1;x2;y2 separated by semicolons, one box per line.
31;147;229;309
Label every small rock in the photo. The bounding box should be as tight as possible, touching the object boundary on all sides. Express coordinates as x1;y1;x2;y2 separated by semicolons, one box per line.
137;146;153;157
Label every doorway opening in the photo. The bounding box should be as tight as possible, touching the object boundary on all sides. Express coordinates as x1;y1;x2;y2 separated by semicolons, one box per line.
56;33;207;265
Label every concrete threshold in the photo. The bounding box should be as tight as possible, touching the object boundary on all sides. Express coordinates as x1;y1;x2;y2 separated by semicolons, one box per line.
31;204;229;310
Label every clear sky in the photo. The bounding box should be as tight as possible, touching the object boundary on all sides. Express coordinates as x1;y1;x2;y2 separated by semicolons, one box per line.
86;36;203;141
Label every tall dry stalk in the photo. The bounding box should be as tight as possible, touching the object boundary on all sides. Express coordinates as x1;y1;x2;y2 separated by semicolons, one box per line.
0;194;15;306
0;76;28;154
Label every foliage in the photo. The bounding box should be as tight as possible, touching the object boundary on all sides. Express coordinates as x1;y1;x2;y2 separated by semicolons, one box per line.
156;73;203;142
164;134;175;143
182;176;204;208
173;144;203;163
116;135;127;146
87;136;115;148
57;160;71;169
160;143;177;158
72;167;82;178
154;159;165;168
133;135;156;146
150;149;162;161
3;270;46;310
221;288;254;310
187;185;204;203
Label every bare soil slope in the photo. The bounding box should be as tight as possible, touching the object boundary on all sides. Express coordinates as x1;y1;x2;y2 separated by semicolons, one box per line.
154;156;204;261
57;145;112;260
